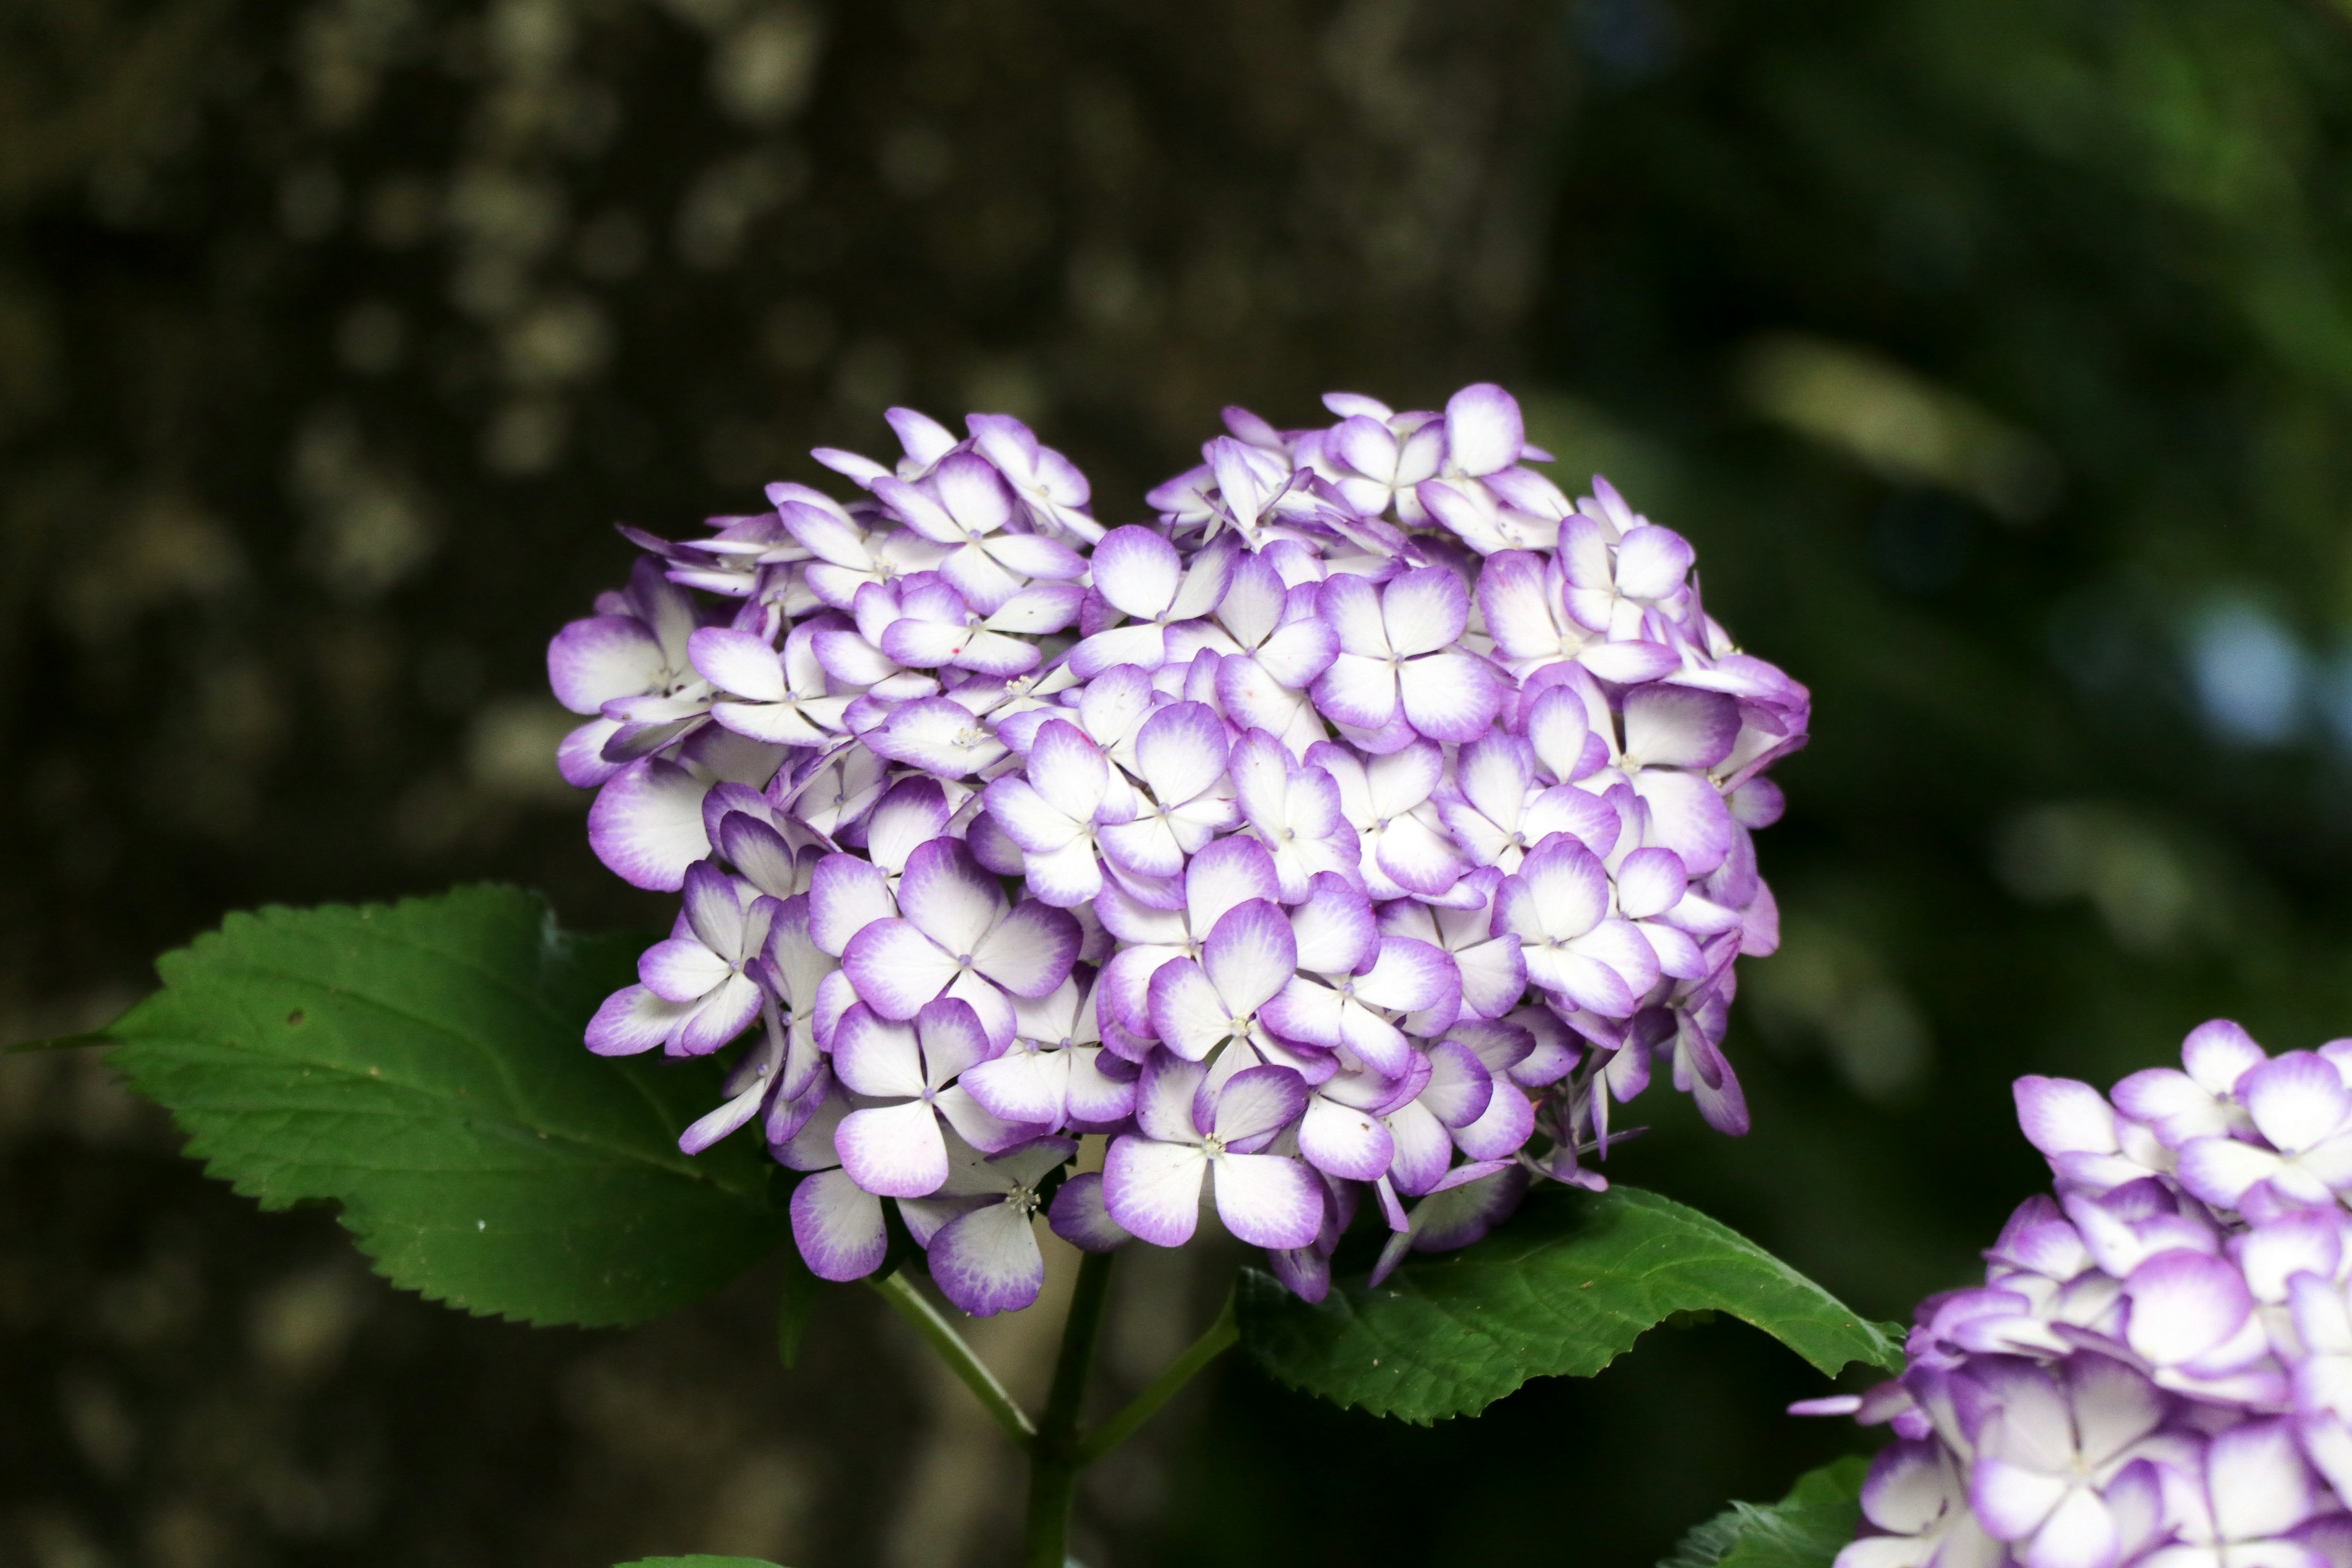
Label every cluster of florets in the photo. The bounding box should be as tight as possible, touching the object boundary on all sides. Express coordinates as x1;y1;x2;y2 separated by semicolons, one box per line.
1809;1020;2352;1568
548;385;1806;1317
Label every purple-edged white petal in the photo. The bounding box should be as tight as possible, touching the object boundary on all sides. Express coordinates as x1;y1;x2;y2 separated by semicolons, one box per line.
829;1005;928;1098
2183;1018;2267;1093
973;902;1082;998
550;616;668;714
2015;1076;2121;1157
1311;654;1400;731
1090;525;1183;618
1202;899;1300;1017
2125;1250;2254;1366
638;936;732;1003
1622;684;1741;769
1628;769;1735;876
589;760;714;891
689;626;788;702
1444;383;1524;477
1149;959;1232;1061
1397;652;1502;743
586;984;690;1055
2242;1053;2351;1154
1300;1095;1394;1180
896;837;1006;955
1210;1152;1323;1249
1381;568;1471;657
929;1202;1047;1316
834;1098;950;1198
1214;1065;1310;1148
841;920;959;1019
1102;1136;1208;1246
790;1168;888;1281
809;854;896;955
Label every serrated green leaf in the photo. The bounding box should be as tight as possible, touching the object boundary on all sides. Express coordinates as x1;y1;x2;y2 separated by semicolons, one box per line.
1662;1456;1869;1568
614;1558;789;1567
1235;1183;1904;1422
107;884;792;1328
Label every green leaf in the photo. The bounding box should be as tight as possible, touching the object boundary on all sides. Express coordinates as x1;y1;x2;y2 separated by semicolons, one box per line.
775;1183;822;1370
106;885;792;1328
613;1558;789;1567
1662;1456;1870;1568
1235;1183;1904;1422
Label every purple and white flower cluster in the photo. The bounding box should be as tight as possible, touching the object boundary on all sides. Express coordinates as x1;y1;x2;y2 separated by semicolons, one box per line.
548;385;1806;1317
1809;1020;2352;1568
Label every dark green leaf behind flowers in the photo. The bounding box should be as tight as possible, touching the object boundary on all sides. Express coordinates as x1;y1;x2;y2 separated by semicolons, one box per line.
1663;1457;1870;1568
1235;1185;1904;1422
106;885;792;1327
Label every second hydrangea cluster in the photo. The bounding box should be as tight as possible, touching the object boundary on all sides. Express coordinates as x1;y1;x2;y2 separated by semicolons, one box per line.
1812;1020;2352;1568
548;385;1807;1316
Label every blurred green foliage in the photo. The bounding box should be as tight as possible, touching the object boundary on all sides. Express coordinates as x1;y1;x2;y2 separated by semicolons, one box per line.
7;0;2352;1563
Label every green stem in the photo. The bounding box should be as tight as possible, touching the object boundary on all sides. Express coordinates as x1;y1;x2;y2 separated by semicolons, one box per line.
1021;1249;1117;1568
1072;1286;1236;1466
869;1272;1036;1447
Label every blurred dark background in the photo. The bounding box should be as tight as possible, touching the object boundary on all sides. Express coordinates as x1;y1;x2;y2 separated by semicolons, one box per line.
8;0;2352;1562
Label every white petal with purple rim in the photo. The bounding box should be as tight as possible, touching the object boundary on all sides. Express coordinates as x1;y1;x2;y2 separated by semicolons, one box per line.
1202;900;1298;1016
589;760;714;892
896;839;1005;954
1444;383;1523;477
2241;1053;2350;1153
2015;1077;2121;1156
2174;1137;2283;1208
2183;1019;2267;1091
973;902;1082;998
1300;1096;1394;1180
670;976;763;1057
1381;569;1471;658
688;626;789;702
790;1169;888;1281
1103;1137;1208;1246
1622;684;1740;770
933;1085;1032;1155
809;855;895;955
1616;846;1689;920
841;920;959;1019
639;937;731;1003
1149;960;1235;1061
1213;1066;1309;1147
586;984;690;1055
1312;655;1400;730
1089;526;1183;618
960;1049;1066;1125
929;1202;1047;1317
1210;1152;1323;1248
1611;520;1693;594
1629;769;1735;875
834;1099;950;1197
550;616;667;713
2125;1251;2253;1365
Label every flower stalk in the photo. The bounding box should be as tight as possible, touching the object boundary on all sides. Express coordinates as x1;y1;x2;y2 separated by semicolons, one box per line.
872;1251;1240;1566
1022;1250;1118;1567
869;1272;1036;1446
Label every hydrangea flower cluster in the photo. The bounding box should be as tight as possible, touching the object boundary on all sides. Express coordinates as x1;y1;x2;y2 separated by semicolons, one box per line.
547;385;1806;1317
1809;1020;2352;1568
